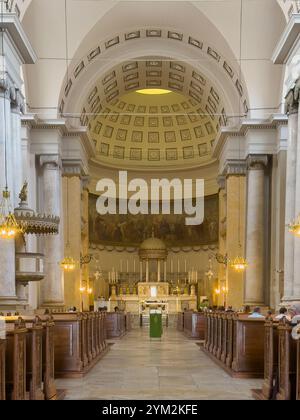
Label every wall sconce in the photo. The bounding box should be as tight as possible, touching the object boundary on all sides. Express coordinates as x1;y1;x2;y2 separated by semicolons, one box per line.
80;254;92;267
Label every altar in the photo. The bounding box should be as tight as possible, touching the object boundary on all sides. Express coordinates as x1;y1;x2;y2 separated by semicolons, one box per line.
109;282;197;315
108;232;198;316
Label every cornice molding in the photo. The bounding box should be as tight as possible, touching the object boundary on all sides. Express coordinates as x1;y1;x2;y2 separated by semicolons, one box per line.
0;13;36;64
272;14;300;64
21;116;96;159
212;115;288;159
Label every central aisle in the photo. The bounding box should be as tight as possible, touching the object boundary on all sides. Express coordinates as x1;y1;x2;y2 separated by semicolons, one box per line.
57;328;262;400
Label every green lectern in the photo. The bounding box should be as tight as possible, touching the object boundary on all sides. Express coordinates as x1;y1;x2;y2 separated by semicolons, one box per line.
150;310;162;339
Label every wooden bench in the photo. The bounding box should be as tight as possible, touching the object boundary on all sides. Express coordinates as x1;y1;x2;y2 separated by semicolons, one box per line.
51;312;108;378
182;311;206;340
125;313;132;332
203;312;265;378
5;319;27;400
106;312;126;339
252;318;279;400
0;338;5;400
25;317;44;400
177;313;184;332
4;315;58;400
276;319;297;400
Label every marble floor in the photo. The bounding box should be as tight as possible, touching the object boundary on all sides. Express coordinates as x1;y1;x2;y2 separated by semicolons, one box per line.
56;328;263;400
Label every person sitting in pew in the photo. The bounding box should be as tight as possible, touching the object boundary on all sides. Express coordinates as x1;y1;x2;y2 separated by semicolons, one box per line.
275;307;291;321
248;307;265;319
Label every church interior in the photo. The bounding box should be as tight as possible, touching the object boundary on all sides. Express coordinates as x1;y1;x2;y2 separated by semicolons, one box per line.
0;0;300;401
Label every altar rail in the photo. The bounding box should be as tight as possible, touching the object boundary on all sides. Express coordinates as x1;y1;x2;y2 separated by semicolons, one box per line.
253;317;298;400
203;312;265;378
178;312;206;340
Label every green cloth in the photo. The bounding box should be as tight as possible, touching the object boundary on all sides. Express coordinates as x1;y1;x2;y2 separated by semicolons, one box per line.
150;313;162;338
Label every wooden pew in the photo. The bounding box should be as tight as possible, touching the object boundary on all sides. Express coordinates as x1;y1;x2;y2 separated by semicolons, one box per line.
276;318;297;400
25;316;44;400
297;337;300;400
202;312;265;378
4;315;58;400
52;312;108;378
183;311;206;340
0;338;5;400
177;313;184;332
106;312;126;339
252;318;279;400
41;316;58;400
125;313;132;332
5;319;27;400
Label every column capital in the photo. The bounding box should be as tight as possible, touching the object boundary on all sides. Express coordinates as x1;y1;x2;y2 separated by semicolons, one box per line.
285;78;300;115
223;160;247;177
62;163;82;178
39;154;61;169
247;154;268;170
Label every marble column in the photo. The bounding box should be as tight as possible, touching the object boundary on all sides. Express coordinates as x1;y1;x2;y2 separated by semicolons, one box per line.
0;80;17;306
244;155;268;306
283;83;300;302
62;172;82;310
224;161;246;309
11;90;23;203
39;155;64;307
164;261;167;282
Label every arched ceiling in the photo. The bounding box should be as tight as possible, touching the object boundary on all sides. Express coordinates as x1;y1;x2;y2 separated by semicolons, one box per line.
9;0;292;24
59;28;250;120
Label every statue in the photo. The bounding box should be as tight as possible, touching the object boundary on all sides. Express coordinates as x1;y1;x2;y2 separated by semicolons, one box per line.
19;181;28;203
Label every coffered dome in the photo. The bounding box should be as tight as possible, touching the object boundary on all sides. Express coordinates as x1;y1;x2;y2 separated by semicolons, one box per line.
87;79;227;170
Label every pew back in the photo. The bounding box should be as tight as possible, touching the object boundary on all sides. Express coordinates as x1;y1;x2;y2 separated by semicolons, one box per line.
0;339;5;400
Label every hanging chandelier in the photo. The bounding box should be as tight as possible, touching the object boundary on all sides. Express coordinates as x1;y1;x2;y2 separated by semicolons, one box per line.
0;188;23;239
230;255;248;272
288;214;300;237
60;255;76;272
